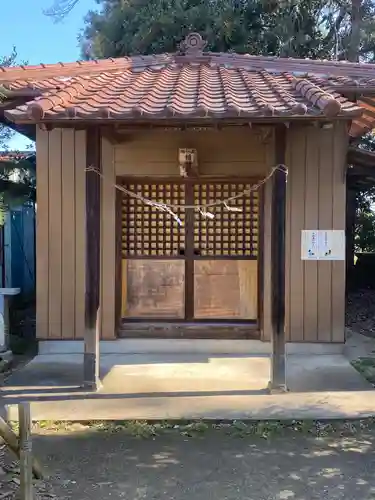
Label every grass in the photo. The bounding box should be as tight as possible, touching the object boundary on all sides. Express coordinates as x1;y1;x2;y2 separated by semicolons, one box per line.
351;357;375;384
20;417;375;440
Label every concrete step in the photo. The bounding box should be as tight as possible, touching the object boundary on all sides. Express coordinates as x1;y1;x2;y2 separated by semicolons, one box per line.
3;353;370;421
38;339;344;355
119;322;259;339
6;390;375;422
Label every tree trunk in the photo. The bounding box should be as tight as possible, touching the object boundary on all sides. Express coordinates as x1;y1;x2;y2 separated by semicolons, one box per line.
349;0;362;62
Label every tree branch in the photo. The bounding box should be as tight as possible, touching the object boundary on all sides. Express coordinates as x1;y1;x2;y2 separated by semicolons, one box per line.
324;5;348;43
44;0;81;21
349;0;362;62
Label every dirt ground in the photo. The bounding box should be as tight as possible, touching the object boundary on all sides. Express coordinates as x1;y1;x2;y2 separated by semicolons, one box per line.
4;423;374;500
346;289;375;338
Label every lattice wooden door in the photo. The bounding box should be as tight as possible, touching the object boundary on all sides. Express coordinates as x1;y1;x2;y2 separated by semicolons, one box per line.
120;179;259;321
193;182;258;258
120;181;186;319
191;182;259;320
121;181;185;258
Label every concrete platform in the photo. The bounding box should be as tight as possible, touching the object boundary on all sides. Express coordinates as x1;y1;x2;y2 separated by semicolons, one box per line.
1;353;373;421
38;339;345;355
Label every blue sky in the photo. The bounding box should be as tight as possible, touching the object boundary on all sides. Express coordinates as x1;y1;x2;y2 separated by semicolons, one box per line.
2;0;97;150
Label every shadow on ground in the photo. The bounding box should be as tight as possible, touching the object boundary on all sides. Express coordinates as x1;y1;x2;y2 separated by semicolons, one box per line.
31;426;375;500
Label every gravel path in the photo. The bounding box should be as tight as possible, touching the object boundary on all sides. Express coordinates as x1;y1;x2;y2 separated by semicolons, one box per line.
346;290;375;338
2;424;372;500
0;443;56;499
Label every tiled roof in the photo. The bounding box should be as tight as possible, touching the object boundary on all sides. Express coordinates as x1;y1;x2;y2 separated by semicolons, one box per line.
3;66;362;123
1;33;374;133
0;151;35;162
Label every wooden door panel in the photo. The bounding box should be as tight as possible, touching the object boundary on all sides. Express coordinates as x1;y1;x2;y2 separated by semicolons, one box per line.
194;260;258;319
124;259;185;318
119;178;260;321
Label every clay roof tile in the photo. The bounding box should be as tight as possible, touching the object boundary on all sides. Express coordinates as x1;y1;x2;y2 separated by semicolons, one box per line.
1;33;373;134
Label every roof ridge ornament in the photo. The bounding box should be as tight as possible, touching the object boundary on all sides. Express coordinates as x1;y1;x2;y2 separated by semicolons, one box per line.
179;33;207;56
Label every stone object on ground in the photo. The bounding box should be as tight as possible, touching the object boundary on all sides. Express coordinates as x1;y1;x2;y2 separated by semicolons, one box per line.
0;361;9;373
0;351;13;363
0;351;13;373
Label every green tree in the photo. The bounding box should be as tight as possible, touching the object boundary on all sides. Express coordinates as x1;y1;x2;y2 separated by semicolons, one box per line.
354;134;375;253
0;49;35;224
0;48;18;149
43;0;375;61
44;0;375;61
0;156;36;220
76;0;375;60
355;186;375;252
79;0;327;59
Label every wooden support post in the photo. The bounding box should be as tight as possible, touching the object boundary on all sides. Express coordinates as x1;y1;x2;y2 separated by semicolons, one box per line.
268;126;287;393
84;127;101;391
346;186;357;294
184;181;194;321
0;416;43;479
19;403;33;500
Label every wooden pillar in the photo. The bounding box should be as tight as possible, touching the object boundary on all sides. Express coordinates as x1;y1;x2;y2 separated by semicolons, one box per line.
346;186;357;293
0;416;43;479
84;127;101;390
19;402;33;500
268;126;287;392
185;181;194;320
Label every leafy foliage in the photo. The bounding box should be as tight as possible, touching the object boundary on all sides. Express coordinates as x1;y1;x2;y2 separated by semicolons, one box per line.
0;47;35;225
0;48;17;150
354;134;375;252
77;0;375;61
0;156;36;225
355;186;375;252
42;1;375;61
42;1;375;62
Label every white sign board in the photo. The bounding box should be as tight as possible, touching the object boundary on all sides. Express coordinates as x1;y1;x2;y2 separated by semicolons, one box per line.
301;230;345;261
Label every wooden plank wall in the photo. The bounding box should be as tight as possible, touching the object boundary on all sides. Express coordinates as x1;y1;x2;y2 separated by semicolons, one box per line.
37;128;270;340
115;129;270;177
284;123;348;343
36;128;87;339
36;124;347;343
100;137;117;339
36;129;117;340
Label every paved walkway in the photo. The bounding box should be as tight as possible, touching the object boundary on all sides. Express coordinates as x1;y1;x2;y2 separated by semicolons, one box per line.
1;352;373;421
28;425;375;500
344;328;375;361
